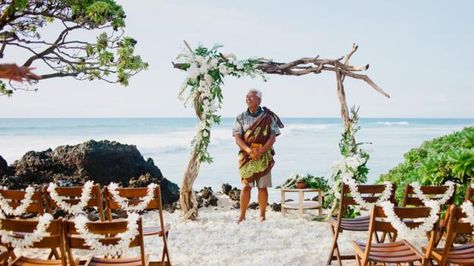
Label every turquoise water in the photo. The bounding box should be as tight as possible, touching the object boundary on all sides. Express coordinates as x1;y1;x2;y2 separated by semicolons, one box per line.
1;118;473;202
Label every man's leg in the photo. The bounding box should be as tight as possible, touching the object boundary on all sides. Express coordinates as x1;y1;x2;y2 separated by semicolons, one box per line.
239;185;251;223
258;187;268;221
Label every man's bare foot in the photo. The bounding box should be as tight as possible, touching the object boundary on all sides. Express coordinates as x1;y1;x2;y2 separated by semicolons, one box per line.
259;216;266;222
237;217;245;224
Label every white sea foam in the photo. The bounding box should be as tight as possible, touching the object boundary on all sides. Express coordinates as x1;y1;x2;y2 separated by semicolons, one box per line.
376;121;410;126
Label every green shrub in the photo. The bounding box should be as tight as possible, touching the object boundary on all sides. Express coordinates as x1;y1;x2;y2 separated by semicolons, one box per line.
377;126;474;204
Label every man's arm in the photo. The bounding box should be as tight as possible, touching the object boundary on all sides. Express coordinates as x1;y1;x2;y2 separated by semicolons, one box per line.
234;134;252;154
255;134;276;159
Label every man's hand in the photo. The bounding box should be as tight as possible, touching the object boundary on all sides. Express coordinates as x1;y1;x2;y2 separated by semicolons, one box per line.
250;147;264;160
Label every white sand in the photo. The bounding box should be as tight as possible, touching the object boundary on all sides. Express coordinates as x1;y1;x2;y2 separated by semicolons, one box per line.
10;193;429;266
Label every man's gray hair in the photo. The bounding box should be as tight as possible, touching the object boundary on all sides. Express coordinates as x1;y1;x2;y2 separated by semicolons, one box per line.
248;88;262;100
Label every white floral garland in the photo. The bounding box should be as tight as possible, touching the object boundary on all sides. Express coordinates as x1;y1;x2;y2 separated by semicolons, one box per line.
342;174;393;209
0;213;53;248
47;181;94;215
411;181;455;206
74;213;140;257
177;45;265;162
380;200;440;237
410;181;455;205
108;183;157;212
0;186;35;216
461;201;474;228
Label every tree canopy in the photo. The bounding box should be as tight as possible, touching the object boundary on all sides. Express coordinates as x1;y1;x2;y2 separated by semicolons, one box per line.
0;0;148;96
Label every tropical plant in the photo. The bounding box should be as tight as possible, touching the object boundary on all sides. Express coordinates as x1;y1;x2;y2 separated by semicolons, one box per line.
378;126;474;204
0;0;148;96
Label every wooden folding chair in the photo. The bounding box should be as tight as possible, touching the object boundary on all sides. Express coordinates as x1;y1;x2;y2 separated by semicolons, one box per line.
0;188;45;217
63;217;149;266
0;217;67;266
104;185;171;265
0;250;7;266
425;204;474;265
43;184;105;221
0;188;45;261
353;205;437;266
401;183;456;243
466;186;474;201
402;184;456;208
327;183;396;265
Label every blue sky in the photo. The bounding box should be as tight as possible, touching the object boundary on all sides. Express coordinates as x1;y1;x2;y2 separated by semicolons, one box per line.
1;0;473;118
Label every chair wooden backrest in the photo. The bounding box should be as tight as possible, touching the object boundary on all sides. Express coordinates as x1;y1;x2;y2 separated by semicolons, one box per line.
44;184;105;221
425;204;474;265
402;184;456;207
466;186;474;201
339;183;397;213
104;185;166;225
359;205;437;265
63;217;147;266
0;188;44;216
0;217;66;265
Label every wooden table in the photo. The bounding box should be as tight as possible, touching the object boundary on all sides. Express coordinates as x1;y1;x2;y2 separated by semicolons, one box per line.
280;188;323;216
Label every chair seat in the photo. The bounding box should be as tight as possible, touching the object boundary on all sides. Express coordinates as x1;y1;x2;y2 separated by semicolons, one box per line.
425;243;474;264
86;254;149;266
143;225;169;237
329;216;370;231
354;240;423;263
9;256;64;266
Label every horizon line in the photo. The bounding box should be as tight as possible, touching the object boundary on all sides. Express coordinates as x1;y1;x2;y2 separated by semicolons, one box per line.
1;116;474;120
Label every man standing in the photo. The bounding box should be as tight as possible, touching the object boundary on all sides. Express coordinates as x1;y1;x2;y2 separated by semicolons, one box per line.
233;89;284;222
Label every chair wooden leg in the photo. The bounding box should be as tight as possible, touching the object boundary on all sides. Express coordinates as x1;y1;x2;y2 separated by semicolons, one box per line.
327;226;342;266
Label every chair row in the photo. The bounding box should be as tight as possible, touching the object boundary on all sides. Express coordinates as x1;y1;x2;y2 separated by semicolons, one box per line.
328;182;462;265
0;183;167;222
353;203;474;265
0;215;171;266
0;183;171;266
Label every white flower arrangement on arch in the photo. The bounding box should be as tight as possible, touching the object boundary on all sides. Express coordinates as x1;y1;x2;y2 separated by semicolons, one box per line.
107;183;157;212
0;186;35;216
47;181;94;215
176;44;266;163
410;181;455;206
74;212;140;257
380;200;440;237
0;213;53;248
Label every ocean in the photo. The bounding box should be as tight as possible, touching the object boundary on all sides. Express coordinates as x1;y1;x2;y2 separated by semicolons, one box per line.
1;118;473;203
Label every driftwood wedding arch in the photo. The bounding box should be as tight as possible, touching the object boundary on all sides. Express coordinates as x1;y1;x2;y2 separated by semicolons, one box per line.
173;42;390;220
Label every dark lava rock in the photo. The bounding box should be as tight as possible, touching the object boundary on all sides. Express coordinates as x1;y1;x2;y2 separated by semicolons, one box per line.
232;202;240;209
196;187;218;208
0;155;8;176
271;203;281;212
2;140;179;204
248;202;259;210
228;187;241;201
221;183;232;195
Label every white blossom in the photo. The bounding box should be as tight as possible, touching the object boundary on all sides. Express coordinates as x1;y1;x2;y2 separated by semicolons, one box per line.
411;181;455;206
235;61;244;70
0;213;53;248
107;183;158;212
47;181;94;215
218;64;229;75
187;63;200;80
0;186;35;216
204;74;213;85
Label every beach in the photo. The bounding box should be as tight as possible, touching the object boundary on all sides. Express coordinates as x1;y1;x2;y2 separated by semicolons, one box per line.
10;193;431;266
